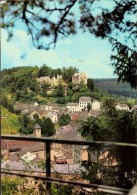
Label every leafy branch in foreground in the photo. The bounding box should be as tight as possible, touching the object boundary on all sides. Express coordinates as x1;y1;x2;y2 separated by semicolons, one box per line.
1;0;137;88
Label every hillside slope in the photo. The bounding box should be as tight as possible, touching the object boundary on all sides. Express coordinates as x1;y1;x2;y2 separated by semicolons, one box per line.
1;106;21;134
94;79;137;98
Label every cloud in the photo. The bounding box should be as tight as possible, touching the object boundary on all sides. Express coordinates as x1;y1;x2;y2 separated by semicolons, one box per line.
1;28;115;78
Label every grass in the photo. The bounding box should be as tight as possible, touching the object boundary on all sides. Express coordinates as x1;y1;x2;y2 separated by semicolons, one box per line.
1;106;21;135
35;95;57;103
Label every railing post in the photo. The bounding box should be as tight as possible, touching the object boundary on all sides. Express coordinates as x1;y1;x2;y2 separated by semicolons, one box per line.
46;140;51;195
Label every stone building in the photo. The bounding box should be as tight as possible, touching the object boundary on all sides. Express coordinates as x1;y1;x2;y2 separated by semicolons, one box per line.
66;102;80;113
37;75;63;87
79;96;91;111
72;72;87;85
115;104;129;111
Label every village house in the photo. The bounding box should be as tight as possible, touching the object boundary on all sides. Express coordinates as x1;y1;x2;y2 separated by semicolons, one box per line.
29;109;46;120
1;139;45;161
38;104;52;111
46;111;58;123
115;104;129;111
52;125;78;163
72;72;87;85
66;102;80;113
1;124;45;161
91;100;101;110
79;96;91;111
14;102;39;112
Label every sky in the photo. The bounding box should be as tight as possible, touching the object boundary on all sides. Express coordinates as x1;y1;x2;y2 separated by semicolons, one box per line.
1;2;117;79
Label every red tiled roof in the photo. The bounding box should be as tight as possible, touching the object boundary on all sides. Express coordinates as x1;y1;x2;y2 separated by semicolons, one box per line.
1;140;43;150
71;114;79;121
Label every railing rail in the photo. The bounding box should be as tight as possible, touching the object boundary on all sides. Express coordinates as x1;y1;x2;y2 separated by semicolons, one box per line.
1;135;137;195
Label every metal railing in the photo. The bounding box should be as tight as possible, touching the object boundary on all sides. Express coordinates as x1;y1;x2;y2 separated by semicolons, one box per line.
1;135;137;195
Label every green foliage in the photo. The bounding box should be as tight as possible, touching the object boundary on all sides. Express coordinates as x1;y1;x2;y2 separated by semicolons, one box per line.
87;103;91;112
87;78;94;91
78;100;137;189
126;98;136;108
2;177;34;195
56;96;71;104
38;64;62;78
1;67;39;95
1;95;15;113
2;176;21;195
62;66;78;83
41;118;55;136
59;113;71;126
79;82;90;93
54;83;65;97
19;115;33;135
52;184;74;195
1;106;21;134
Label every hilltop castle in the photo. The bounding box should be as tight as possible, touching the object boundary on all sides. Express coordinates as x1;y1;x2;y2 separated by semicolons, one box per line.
72;72;87;85
37;75;63;86
37;71;87;87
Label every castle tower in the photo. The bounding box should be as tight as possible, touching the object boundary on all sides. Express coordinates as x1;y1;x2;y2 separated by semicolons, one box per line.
33;123;41;138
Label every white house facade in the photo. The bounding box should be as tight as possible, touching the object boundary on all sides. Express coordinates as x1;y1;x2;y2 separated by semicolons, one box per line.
115;104;129;111
46;111;58;123
79;96;91;111
66;103;80;113
92;100;101;110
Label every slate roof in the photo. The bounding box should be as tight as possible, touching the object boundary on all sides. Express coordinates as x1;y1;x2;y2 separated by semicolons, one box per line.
54;126;77;141
116;103;129;108
79;96;91;102
119;104;129;108
1;160;84;174
66;102;79;107
20;143;45;155
34;123;41;129
1;140;44;151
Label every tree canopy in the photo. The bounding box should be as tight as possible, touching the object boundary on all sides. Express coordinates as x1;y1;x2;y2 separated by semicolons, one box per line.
1;0;137;88
78;98;137;189
41;117;56;136
59;113;71;126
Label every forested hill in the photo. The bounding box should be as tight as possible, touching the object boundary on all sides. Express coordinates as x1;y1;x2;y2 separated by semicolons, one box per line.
94;79;137;98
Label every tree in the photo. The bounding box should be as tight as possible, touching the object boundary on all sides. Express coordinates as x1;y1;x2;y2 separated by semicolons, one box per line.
78;101;137;190
87;78;94;91
54;83;64;97
62;67;78;83
41;118;55;136
52;184;74;195
59;113;71;126
38;64;52;77
87;103;91;112
1;0;136;88
19;115;33;134
79;81;90;93
126;98;136;108
1;176;21;195
41;82;50;96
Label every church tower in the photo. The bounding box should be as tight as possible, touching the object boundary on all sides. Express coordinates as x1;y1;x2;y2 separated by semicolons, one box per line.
33;123;41;137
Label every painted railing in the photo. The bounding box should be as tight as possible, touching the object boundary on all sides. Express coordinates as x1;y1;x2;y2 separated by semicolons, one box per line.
1;135;137;195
